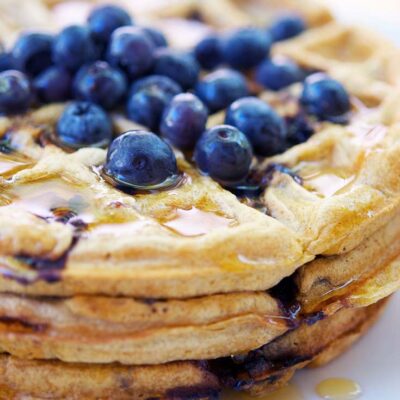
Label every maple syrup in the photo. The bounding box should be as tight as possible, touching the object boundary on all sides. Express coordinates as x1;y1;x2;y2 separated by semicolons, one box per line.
350;122;387;148
303;172;354;197
162;207;235;236
221;384;304;400
99;165;184;195
295;162;354;197
316;378;362;400
1;178;96;224
0;152;33;178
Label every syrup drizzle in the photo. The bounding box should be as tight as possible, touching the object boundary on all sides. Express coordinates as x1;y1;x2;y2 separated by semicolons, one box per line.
351;123;387;148
3;178;96;224
0;152;33;178
221;384;304;400
315;378;362;400
294;162;354;197
162;207;235;236
302;172;354;197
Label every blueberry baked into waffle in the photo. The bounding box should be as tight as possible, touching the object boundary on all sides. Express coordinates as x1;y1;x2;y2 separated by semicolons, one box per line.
0;0;400;398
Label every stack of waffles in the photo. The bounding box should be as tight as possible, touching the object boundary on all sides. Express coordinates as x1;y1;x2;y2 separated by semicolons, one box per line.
1;0;400;398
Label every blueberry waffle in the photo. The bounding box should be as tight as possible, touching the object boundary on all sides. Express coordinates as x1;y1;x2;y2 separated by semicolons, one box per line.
0;0;400;399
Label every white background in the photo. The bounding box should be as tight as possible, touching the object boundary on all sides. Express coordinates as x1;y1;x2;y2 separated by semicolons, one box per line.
326;0;400;45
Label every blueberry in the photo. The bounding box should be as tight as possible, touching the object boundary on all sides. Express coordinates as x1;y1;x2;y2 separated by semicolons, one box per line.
104;130;179;188
12;33;53;76
300;73;351;122
160;93;208;150
221;27;271;70
140;26;168;48
255;57;304;91
285;113;315;147
195;68;248;113
88;4;132;43
33;66;72;103
56;101;113;148
107;27;155;79
194;35;223;70
0;52;16;72
269;14;307;42
225;97;286;156
126;75;182;131
153;49;200;90
74;61;127;109
0;70;31;115
194;125;253;183
53;25;98;71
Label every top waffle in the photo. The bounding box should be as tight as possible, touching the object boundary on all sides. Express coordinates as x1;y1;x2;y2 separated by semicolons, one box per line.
1;0;400;300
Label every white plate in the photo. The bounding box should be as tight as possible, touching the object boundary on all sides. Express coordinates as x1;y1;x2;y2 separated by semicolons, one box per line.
293;293;400;399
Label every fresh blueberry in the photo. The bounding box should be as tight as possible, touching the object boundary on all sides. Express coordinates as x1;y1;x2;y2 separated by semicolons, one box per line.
0;52;16;72
88;4;132;43
12;33;53;76
194;125;253;183
225;97;286;156
194;35;223;70
33;66;72;103
0;70;31;115
300;73;351;122
195;68;248;113
56;101;113;148
74;61;127;109
104;130;179;188
285;113;315;147
221;27;271;70
255;57;304;91
153;49;200;90
126;75;182;131
107;27;155;79
140;26;168;48
160;93;208;150
53;25;98;71
269;14;307;42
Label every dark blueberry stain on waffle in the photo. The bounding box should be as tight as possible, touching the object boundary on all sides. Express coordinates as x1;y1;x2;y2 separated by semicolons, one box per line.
0;316;47;333
0;134;14;154
165;386;220;400
285;112;315;147
186;10;205;23
269;276;302;324
0;236;79;285
265;163;303;186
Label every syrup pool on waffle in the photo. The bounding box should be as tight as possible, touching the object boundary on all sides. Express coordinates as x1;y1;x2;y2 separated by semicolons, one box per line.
0;151;33;178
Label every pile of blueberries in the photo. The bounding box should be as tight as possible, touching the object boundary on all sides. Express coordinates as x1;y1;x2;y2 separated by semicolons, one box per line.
0;4;351;190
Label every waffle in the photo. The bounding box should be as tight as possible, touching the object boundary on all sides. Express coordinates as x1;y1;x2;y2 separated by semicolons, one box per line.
214;297;389;396
274;22;400;106
0;299;387;399
1;0;400;398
